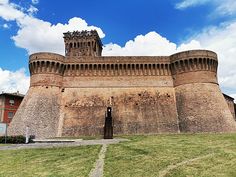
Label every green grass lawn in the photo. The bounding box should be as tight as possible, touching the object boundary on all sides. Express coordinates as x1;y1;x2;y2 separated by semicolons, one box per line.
1;134;236;177
0;145;101;177
104;133;236;177
0;144;8;146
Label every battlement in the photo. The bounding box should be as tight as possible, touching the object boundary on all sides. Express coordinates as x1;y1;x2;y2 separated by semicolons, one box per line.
63;30;102;40
170;50;218;86
170;50;218;75
29;55;171;78
63;30;102;57
29;52;65;76
29;50;218;79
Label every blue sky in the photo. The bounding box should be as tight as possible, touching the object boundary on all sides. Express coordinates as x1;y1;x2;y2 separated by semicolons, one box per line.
0;0;236;100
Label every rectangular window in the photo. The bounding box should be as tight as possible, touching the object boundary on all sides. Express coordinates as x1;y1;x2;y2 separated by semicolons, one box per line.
9;99;14;106
8;112;14;119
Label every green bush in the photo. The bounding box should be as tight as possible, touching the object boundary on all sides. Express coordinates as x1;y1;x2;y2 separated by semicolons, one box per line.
0;135;33;144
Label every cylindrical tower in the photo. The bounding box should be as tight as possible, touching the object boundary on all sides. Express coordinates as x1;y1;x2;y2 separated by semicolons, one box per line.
171;50;236;132
8;52;65;138
29;52;65;87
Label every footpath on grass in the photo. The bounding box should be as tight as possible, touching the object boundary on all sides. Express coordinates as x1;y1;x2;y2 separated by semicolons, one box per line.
89;144;107;177
0;138;128;177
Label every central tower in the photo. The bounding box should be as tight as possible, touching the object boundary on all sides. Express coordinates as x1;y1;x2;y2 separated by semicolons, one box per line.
63;30;103;57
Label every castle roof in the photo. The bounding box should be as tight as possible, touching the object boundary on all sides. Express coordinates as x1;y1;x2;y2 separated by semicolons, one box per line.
0;92;24;98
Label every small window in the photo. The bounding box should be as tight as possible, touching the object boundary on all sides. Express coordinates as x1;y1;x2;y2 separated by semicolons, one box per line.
8;112;14;119
9;99;14;106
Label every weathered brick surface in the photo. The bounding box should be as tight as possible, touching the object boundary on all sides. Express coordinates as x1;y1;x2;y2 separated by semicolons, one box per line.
60;87;179;136
8;86;61;138
175;83;236;132
224;94;236;120
7;32;236;138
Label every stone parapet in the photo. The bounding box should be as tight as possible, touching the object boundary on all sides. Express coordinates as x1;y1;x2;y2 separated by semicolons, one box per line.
170;50;218;86
30;52;65;62
29;52;65;87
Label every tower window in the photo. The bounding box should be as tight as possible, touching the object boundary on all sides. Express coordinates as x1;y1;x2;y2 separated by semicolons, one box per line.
94;43;96;51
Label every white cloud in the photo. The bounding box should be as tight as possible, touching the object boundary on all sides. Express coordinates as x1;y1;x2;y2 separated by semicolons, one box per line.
0;1;25;21
103;32;177;56
176;40;202;51
103;33;202;56
0;1;105;54
32;0;39;5
27;5;38;15
176;0;210;9
0;68;29;94
12;17;105;54
176;0;236;17
0;0;8;5
215;1;236;17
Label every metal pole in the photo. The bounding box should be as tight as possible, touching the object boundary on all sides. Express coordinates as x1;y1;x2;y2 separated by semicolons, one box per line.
25;126;29;144
5;123;7;144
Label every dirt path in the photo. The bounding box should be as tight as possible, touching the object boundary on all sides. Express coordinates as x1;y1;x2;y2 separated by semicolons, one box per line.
89;144;107;177
158;153;215;177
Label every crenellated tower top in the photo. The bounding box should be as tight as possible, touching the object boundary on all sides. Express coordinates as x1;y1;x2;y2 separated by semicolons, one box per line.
63;30;103;57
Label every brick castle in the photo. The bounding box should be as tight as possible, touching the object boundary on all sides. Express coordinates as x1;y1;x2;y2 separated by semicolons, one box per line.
8;30;236;138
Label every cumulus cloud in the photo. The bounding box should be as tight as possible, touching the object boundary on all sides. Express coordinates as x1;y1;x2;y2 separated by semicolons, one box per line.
0;68;29;94
176;40;202;51
12;17;105;54
0;1;25;20
176;0;236;17
103;32;202;56
103;32;177;56
0;1;105;54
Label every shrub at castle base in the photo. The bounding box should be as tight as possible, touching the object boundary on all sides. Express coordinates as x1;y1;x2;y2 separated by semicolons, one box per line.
8;30;236;138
